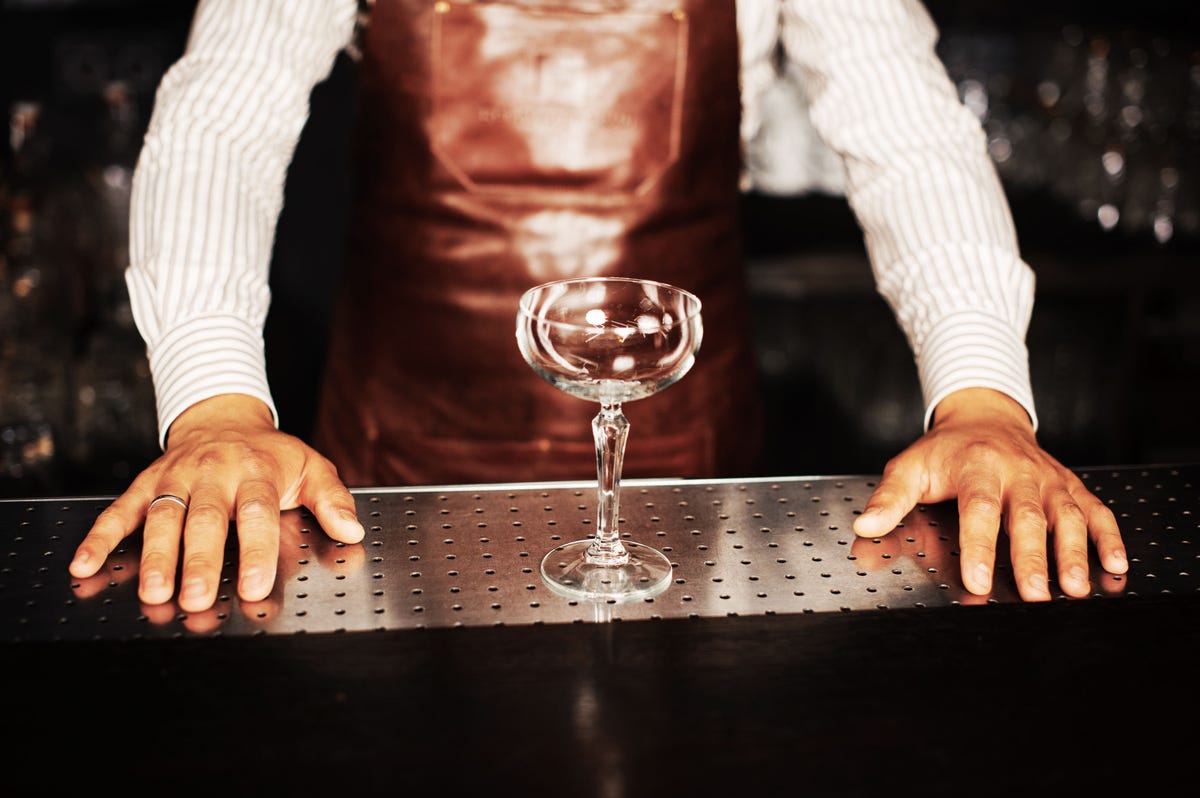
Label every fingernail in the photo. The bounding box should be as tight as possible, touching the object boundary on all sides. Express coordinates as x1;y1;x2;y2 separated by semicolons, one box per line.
181;578;207;602
853;509;883;535
973;563;992;592
239;568;263;596
339;510;365;539
73;551;91;568
1067;565;1088;587
1111;549;1127;567
143;571;165;592
1028;572;1049;596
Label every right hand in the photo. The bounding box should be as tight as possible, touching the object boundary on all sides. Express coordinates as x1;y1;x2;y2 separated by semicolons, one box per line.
68;394;365;613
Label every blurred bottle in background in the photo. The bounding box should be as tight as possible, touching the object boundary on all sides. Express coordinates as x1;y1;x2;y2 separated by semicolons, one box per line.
1;11;167;498
939;19;1199;245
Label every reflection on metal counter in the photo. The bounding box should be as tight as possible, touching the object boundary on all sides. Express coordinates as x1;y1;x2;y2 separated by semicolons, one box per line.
2;464;1195;641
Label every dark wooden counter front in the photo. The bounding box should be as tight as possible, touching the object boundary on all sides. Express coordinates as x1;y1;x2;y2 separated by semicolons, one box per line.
3;464;1198;795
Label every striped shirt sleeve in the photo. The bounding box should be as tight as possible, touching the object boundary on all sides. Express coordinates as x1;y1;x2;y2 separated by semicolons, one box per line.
778;0;1039;431
126;0;358;447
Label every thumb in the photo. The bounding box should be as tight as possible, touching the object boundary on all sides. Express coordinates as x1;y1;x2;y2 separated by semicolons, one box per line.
298;471;366;545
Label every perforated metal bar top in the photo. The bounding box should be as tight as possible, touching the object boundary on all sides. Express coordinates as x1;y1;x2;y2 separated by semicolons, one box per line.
2;464;1196;641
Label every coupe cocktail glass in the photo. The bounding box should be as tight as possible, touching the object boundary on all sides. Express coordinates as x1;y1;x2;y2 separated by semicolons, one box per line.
516;277;702;601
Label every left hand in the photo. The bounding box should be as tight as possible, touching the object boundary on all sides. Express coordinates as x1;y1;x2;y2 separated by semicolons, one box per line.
852;387;1128;601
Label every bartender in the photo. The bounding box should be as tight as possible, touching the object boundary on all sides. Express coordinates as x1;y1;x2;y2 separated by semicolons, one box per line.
69;0;1127;612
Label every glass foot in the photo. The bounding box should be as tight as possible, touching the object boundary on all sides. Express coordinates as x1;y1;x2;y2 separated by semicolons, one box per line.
540;539;673;601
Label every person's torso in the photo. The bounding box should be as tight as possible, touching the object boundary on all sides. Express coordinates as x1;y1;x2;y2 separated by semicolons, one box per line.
316;0;763;486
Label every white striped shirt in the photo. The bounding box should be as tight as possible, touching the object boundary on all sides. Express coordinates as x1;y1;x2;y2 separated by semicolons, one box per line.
129;0;1038;448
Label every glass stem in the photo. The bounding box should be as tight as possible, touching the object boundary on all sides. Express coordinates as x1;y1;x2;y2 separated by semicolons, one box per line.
588;403;629;566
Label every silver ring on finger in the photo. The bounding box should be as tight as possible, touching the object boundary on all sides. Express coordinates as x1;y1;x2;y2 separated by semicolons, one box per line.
149;493;188;512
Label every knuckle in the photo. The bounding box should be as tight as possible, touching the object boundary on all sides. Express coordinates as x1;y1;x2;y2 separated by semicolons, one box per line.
93;503;127;529
1008;499;1046;523
234;454;273;481
962;494;1003;519
191;440;276;477
185;502;228;526
1010;506;1048;533
181;552;220;574
139;550;174;571
1057;501;1088;526
238;543;275;564
1019;552;1051;572
959;538;997;560
323;484;356;508
236;500;277;525
1086;499;1118;524
192;445;230;472
958;439;1003;464
1056;542;1089;563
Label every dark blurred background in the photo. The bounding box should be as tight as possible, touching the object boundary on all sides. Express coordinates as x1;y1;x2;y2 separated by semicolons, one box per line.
2;0;1198;498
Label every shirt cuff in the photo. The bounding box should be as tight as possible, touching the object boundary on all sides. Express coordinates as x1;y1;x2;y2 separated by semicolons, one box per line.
918;311;1038;433
146;314;279;449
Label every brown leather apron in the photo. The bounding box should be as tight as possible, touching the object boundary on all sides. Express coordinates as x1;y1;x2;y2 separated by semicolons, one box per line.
314;0;763;486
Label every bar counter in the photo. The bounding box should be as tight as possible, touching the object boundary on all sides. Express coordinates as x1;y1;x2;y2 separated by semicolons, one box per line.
4;463;1199;794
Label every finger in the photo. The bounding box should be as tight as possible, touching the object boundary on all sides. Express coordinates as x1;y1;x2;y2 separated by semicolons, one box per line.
300;460;365;544
853;457;926;538
1077;488;1127;575
71;547;139;599
138;487;190;605
69;490;150;579
232;480;282;603
1044;484;1092;598
955;469;1004;597
1002;477;1052;602
178;489;233;613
